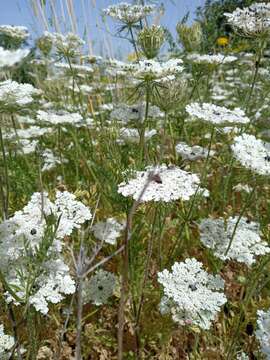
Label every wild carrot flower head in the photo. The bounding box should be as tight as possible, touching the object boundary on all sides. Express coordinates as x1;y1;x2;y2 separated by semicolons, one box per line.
103;3;155;26
158;258;227;330
92;218;125;245
43;31;85;58
232;134;270;175
199;217;270;266
0;80;40;113
187;53;237;65
256;309;270;358
118;164;209;202
225;3;270;37
176;142;215;161
110;103;164;124
0;25;29;48
0;324;14;358
0;47;29;68
124;59;184;82
83;269;117;306
37;110;83;126
186;103;249;126
118;127;157;144
0;191;91;314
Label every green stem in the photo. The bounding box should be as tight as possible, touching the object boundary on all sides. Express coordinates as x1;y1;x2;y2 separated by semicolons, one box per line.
139;82;150;163
129;26;139;60
245;40;265;111
168;126;215;262
27;307;39;360
0;126;9;219
226;256;270;359
224;185;256;256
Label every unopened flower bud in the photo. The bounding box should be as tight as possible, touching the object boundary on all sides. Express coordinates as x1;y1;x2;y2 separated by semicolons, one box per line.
36;35;53;57
137;25;165;59
176;22;202;52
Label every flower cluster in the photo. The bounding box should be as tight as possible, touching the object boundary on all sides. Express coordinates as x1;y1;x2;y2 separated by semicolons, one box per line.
237;353;249;360
0;191;91;314
0;25;29;45
186;103;249;126
199;217;270;266
118;164;209;202
37;110;83;126
92;218;125;245
126;59;184;82
55;62;94;74
118;127;156;144
103;3;155;25
42;149;68;172
0;80;40;113
0;324;14;359
175;142;215;161
110;102;164;124
83;269;117;306
232;134;270;175
256;309;270;359
187;53;237;65
43;31;85;58
0;47;29;68
224;3;270;37
158;258;227;330
29;259;76;314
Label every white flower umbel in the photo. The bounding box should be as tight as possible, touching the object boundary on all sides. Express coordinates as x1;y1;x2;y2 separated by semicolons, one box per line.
42;149;68;172
118;127;157;144
37;110;83;126
0;25;29;43
233;183;252;194
232;134;270;175
199;217;270;266
0;80;40;112
0;324;14;359
186;103;249;126
158;258;227;330
125;59;184;81
237;352;249;360
43;31;84;57
29;259;76;315
103;3;155;25
0;191;91;314
5;125;52;140
17;139;38;155
110;103;164;124
0;47;29;68
118;164;209;202
225;3;270;37
54;62;93;74
83;269;117;306
187;53;237;65
256;309;270;359
0;191;91;259
175;142;215;161
54;190;92;239
92;218;125;245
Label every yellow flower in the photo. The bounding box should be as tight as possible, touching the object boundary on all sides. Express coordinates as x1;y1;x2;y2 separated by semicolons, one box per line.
217;36;229;46
127;52;139;62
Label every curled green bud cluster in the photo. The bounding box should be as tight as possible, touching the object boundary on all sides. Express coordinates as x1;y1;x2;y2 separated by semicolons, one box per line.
153;77;189;112
137;25;165;59
176;22;202;53
36;34;53;57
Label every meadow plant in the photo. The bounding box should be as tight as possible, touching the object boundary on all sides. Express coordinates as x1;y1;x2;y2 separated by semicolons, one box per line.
1;1;270;359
